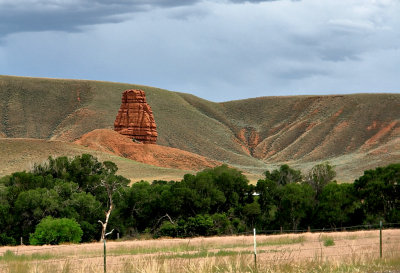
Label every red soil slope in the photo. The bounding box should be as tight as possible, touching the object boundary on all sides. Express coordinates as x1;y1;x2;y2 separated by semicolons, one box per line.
74;129;221;171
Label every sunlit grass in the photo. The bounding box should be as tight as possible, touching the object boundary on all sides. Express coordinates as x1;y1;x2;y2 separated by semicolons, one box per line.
0;250;54;262
1;231;399;273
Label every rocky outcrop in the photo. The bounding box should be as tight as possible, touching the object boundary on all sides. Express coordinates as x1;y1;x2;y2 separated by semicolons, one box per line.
114;89;157;144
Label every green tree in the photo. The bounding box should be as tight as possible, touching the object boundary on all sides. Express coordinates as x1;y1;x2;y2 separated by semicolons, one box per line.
2;154;129;243
65;192;103;242
14;188;61;239
256;178;279;229
184;214;214;236
305;162;336;197
211;213;234;235
0;187;14;245
243;201;261;228
265;164;302;186
277;183;314;230
354;163;400;223
32;156;71;181
157;221;177;237
0;234;16;246
29;217;83;245
315;182;359;228
178;172;226;215
209;165;251;211
115;181;152;235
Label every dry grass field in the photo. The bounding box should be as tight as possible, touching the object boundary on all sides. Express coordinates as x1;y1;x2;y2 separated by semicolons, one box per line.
1;229;399;273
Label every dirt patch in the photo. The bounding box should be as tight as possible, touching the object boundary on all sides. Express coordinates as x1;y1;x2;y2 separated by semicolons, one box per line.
332;108;344;117
363;121;398;149
75;129;221;171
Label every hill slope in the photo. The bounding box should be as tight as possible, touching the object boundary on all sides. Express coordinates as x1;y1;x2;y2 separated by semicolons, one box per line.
75;129;220;171
0;75;399;181
0;138;192;182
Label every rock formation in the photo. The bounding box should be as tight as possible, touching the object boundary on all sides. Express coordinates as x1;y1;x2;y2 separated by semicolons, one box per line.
114;89;157;144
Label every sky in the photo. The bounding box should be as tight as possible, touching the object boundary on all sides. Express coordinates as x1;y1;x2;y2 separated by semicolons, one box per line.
0;0;399;102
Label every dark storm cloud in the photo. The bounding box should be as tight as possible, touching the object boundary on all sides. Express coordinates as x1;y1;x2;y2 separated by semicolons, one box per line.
0;0;294;37
0;0;200;37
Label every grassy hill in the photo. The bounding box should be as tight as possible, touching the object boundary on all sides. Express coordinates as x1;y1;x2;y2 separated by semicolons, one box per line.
0;75;399;182
0;138;191;183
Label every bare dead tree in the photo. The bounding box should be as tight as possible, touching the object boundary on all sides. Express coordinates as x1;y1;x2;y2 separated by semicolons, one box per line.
98;176;119;241
96;161;128;241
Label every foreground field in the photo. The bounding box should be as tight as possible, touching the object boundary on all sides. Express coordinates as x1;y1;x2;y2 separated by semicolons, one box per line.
1;229;399;273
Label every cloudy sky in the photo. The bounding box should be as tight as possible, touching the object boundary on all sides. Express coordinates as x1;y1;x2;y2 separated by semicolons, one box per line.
0;0;399;102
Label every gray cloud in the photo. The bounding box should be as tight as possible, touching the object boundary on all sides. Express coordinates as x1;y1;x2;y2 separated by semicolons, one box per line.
1;0;399;102
0;0;200;37
0;0;293;37
0;0;285;38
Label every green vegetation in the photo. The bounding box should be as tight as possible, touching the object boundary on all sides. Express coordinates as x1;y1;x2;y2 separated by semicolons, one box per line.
0;250;54;262
257;236;305;246
0;154;129;244
29;217;83;245
354;163;400;224
322;236;335;247
0;154;399;245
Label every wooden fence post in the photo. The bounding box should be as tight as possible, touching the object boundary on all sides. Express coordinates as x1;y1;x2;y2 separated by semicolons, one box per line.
253;228;257;270
380;221;383;258
104;239;107;273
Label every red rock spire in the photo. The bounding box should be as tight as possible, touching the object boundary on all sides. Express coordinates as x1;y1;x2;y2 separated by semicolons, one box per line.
114;89;157;144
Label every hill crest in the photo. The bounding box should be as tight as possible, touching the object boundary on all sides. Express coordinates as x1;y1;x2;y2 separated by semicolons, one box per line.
0;75;399;182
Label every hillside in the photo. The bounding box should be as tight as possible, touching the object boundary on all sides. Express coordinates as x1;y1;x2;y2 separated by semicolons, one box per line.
0;75;399;181
0;138;192;182
74;129;221;171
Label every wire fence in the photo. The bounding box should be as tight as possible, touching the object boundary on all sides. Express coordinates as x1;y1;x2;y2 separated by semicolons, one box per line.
1;223;400;273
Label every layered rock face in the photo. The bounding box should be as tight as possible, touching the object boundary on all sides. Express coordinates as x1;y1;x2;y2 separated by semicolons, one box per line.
114;89;157;144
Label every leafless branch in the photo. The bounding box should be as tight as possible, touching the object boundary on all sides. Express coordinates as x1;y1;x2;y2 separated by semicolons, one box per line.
105;229;114;237
152;213;175;232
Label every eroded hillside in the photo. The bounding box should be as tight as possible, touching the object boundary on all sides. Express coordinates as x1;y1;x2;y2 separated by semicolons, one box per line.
219;95;400;162
0;75;399;181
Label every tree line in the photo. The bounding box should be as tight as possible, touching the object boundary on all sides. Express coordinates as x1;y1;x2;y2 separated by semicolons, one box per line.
0;154;398;245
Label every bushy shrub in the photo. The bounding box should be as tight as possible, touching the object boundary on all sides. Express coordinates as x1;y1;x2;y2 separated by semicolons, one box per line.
184;214;214;236
157;221;177;237
30;217;83;245
211;213;233;235
0;234;16;246
323;237;335;247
